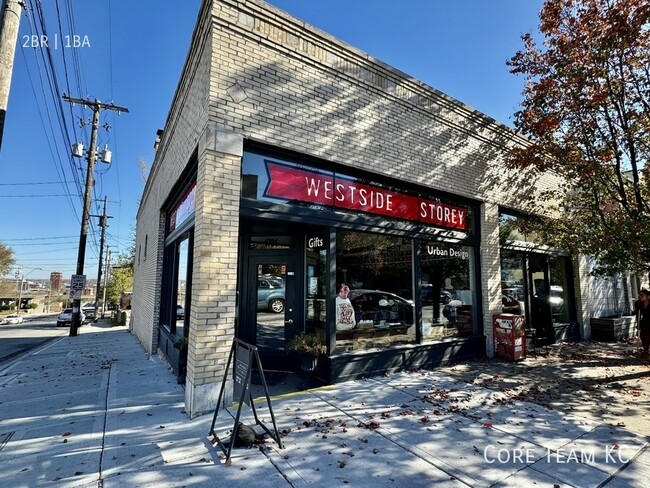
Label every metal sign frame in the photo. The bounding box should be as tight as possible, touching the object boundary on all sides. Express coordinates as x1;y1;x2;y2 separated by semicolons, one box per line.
208;338;283;464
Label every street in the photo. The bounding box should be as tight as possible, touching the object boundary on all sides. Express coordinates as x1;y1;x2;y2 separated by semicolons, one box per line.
0;313;67;365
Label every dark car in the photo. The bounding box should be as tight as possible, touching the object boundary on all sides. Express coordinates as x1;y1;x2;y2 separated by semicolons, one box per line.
502;295;523;315
420;285;452;305
257;277;285;313
176;305;185;320
347;289;414;324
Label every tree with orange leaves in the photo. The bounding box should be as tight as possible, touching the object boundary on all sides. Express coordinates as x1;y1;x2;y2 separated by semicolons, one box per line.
508;0;650;275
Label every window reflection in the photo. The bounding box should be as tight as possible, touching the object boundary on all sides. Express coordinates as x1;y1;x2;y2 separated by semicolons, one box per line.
306;238;327;340
335;231;414;352
501;251;525;316
175;238;189;339
549;256;572;323
420;242;476;340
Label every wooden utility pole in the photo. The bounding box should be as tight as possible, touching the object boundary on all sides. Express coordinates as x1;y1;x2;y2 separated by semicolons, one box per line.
101;247;111;319
0;0;24;152
93;196;111;321
63;96;128;336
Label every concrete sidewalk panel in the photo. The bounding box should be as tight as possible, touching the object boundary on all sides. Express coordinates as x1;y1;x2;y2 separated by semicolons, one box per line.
602;445;650;488
367;409;546;486
491;465;583;488
265;410;467;488
101;461;289;488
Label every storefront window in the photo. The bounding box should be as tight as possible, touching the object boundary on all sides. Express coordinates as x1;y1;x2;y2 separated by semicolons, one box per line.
172;236;190;339
501;251;526;315
549;256;572;323
500;250;575;332
305;235;327;341
335;230;414;352
420;242;476;340
499;212;542;244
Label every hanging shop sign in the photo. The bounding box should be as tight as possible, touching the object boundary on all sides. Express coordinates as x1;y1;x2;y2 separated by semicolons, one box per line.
264;161;468;231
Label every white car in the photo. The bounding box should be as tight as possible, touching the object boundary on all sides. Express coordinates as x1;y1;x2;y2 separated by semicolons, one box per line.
2;314;24;325
56;308;86;327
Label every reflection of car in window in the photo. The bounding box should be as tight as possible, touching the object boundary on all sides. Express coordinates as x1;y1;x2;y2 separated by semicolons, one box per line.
257;277;285;313
550;285;564;311
420;285;452;305
502;286;524;301
502;295;522;315
347;289;414;324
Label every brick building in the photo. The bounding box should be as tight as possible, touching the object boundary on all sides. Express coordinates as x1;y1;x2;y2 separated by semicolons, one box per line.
132;0;634;417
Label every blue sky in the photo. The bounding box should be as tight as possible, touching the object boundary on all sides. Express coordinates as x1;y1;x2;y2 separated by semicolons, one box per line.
1;0;542;281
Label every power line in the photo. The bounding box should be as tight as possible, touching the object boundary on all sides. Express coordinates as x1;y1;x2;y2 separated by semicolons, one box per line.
2;235;78;241
0;181;75;186
0;194;82;198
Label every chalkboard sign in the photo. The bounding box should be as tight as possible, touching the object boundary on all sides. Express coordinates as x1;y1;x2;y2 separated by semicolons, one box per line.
209;338;283;464
234;345;250;404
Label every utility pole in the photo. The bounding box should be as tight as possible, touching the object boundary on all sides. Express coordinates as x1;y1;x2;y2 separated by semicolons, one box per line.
93;196;111;321
101;247;111;319
0;0;24;152
63;96;128;336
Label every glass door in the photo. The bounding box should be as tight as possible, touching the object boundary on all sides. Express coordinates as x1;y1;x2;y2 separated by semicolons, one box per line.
528;254;554;343
241;254;297;370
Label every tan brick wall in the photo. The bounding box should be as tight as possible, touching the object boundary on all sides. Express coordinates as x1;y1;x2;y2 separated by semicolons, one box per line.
135;0;571;416
184;127;242;415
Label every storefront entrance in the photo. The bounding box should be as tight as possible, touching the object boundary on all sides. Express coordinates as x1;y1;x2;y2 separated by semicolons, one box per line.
501;250;576;344
239;246;300;371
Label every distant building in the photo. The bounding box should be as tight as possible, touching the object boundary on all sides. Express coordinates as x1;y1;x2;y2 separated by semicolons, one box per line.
50;272;63;292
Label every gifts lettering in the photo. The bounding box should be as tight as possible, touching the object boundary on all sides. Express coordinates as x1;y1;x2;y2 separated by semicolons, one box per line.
308;237;324;249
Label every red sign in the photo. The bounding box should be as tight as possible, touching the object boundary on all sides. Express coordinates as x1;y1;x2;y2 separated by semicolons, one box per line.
264;162;468;231
170;183;196;232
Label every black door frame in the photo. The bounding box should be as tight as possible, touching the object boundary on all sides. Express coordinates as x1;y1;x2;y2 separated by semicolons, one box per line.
526;253;555;342
238;239;303;369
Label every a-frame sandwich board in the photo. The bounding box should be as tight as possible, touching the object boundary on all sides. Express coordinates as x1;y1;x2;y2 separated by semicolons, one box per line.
208;338;284;464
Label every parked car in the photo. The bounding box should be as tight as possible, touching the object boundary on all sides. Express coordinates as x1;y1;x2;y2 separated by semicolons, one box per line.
82;302;96;320
347;289;414;324
56;308;86;327
2;314;24;325
177;305;185;320
502;295;523;315
257;277;285;313
550;285;564;308
420;285;452;305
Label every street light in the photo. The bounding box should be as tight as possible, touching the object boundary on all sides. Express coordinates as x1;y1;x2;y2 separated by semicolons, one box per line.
15;267;43;315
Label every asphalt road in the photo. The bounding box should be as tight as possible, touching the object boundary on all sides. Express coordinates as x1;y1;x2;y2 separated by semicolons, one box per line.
0;314;68;365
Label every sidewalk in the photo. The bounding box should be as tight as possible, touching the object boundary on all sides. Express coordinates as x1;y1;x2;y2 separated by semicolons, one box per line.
0;322;648;488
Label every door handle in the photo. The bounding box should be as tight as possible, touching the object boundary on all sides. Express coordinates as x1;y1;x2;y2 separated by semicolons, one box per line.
284;319;294;325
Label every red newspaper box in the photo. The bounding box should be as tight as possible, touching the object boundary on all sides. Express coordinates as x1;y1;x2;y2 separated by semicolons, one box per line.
493;314;526;361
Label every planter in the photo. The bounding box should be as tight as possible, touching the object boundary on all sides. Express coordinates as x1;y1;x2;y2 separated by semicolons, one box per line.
177;349;187;384
299;354;320;373
590;316;635;342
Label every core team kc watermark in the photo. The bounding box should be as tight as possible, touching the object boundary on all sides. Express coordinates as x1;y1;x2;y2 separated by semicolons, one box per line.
22;34;91;49
483;445;632;466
